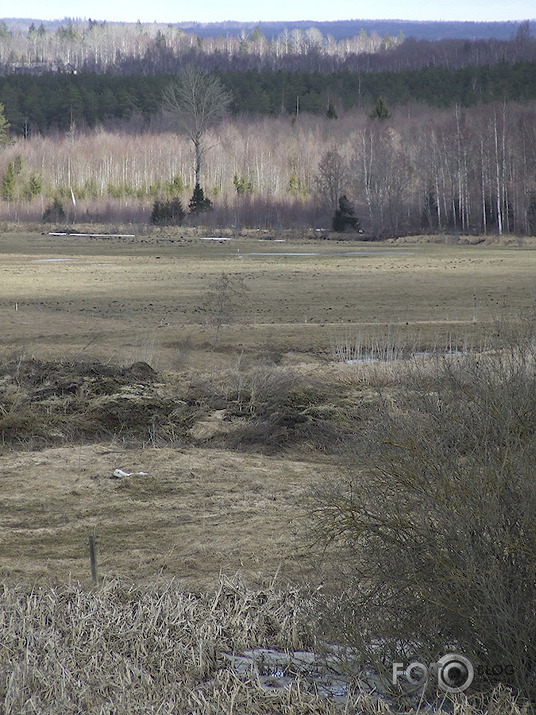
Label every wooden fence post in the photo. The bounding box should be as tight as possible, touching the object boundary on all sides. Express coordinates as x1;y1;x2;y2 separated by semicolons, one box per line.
89;533;97;583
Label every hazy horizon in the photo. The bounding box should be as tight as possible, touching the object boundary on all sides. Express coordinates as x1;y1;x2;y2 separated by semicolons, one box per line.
3;0;535;25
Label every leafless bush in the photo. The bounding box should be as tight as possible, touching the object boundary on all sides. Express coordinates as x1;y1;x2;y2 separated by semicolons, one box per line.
201;272;249;346
311;325;536;709
169;334;193;368
185;363;345;451
224;365;336;451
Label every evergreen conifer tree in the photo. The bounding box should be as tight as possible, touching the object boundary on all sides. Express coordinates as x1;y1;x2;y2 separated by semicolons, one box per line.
0;161;15;200
42;197;65;222
151;196;185;225
326;100;338;119
189;183;212;214
332;195;361;232
370;96;391;119
0;103;10;147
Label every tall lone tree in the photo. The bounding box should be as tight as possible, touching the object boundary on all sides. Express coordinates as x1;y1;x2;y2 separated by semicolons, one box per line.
163;68;231;188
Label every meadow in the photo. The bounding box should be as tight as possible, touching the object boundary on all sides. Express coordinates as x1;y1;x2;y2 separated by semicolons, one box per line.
1;228;535;713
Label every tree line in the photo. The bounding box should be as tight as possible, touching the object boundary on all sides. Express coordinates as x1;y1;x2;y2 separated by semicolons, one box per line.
0;18;534;77
1;62;536;136
1;99;535;237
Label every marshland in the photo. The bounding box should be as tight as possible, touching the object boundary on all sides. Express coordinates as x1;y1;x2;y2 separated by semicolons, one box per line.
1;16;536;712
0;229;535;712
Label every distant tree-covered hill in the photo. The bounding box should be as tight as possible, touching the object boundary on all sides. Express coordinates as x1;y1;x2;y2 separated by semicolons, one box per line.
0;17;535;138
2;17;534;41
1;63;536;136
178;19;536;41
0;18;534;77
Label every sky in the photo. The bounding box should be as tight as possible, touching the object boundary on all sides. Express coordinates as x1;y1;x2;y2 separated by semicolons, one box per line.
6;0;536;24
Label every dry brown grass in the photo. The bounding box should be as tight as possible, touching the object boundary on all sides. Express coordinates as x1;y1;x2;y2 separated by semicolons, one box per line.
1;232;536;712
1;231;535;588
0;576;528;714
0;231;535;370
0;576;315;713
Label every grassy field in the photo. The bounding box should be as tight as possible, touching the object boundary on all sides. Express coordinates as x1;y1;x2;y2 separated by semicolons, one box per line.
1;229;536;588
0;229;535;713
0;230;534;366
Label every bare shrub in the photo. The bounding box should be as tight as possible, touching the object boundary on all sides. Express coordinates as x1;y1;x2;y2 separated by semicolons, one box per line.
201;272;249;346
169;334;193;368
223;365;333;451
310;327;536;708
184;363;346;452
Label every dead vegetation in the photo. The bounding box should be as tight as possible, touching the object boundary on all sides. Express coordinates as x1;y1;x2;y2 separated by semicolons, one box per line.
0;356;170;448
0;576;528;715
0;355;361;453
2;234;536;712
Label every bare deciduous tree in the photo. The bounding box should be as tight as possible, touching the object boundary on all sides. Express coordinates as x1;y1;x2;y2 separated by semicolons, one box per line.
314;149;350;212
202;272;248;346
162;68;231;186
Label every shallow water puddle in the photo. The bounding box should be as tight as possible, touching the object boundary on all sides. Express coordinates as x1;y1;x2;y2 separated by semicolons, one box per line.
232;250;414;257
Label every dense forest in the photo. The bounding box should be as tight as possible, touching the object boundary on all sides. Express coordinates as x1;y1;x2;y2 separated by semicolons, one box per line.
0;18;535;236
0;101;535;237
1;64;536;136
4;17;533;42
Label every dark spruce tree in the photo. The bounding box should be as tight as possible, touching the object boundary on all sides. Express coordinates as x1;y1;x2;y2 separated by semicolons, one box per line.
189;183;212;214
369;95;391;119
151;196;185;225
326;100;338;119
42;197;66;223
332;195;361;232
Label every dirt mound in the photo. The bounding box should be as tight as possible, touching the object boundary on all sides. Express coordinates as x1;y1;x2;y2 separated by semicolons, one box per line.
0;357;357;452
0;357;179;448
7;357;157;396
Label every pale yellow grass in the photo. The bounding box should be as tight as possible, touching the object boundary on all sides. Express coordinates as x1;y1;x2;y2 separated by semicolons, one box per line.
0;443;332;589
0;232;535;370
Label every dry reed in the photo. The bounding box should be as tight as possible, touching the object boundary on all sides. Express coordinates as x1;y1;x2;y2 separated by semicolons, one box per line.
0;576;527;714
